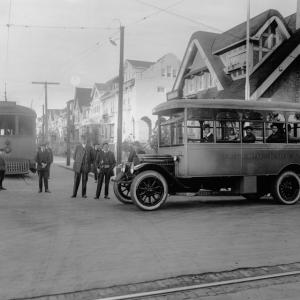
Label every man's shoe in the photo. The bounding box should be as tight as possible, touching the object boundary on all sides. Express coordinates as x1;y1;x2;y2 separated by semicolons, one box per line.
82;195;87;198
71;195;76;198
1;187;6;190
45;190;51;193
94;196;99;200
104;195;110;199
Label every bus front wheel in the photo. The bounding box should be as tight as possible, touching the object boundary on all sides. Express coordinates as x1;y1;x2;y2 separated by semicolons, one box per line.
113;172;133;204
130;170;168;211
273;171;300;205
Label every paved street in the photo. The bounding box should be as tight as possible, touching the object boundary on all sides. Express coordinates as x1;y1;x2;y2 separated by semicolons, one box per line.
1;163;300;300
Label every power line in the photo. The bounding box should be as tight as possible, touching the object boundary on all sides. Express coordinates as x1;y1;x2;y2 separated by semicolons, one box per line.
0;23;115;30
4;0;13;101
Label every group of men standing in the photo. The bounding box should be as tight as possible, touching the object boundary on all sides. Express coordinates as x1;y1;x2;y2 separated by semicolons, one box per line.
71;135;116;199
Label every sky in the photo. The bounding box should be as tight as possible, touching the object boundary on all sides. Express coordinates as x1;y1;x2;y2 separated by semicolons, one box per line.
0;0;297;116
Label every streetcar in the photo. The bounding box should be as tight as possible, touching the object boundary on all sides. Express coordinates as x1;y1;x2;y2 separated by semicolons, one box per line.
114;98;300;211
0;101;36;174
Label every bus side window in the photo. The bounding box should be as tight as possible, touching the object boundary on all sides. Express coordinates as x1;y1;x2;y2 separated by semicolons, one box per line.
187;120;201;143
216;121;240;143
287;113;300;143
287;123;300;143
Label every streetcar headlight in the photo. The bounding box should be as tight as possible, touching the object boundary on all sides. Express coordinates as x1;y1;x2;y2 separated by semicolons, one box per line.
173;155;179;162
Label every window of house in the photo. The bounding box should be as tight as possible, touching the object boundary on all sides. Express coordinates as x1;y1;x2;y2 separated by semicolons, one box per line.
252;21;285;68
172;69;177;78
167;65;172;77
161;68;166;77
157;86;165;93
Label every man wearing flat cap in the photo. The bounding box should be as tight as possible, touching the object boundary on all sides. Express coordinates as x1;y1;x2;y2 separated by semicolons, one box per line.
242;125;256;143
35;142;52;193
71;134;94;198
0;148;6;190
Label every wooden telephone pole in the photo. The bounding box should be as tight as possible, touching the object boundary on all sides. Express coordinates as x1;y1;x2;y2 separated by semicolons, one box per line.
32;81;60;142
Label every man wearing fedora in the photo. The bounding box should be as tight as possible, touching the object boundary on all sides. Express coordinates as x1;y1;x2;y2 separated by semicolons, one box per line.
203;124;214;143
0;148;6;191
36;142;52;193
71;134;94;198
242;125;256;143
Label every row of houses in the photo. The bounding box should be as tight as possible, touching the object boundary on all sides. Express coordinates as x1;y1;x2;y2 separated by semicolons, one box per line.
37;53;181;154
38;8;300;155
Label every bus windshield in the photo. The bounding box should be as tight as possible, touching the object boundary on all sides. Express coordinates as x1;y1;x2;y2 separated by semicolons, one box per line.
159;112;184;146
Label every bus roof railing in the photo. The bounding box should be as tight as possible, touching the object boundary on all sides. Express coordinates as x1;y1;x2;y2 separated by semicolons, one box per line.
153;99;300;115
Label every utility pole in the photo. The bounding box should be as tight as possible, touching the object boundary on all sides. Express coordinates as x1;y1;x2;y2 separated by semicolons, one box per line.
32;81;60;142
117;26;125;165
245;0;250;100
42;105;45;143
66;100;71;166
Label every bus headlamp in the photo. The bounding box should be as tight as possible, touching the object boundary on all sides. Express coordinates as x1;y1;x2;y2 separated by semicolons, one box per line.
130;162;134;174
121;163;126;173
173;155;179;162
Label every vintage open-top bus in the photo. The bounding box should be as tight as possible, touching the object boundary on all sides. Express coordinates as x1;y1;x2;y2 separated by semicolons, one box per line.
0;101;36;174
114;98;300;210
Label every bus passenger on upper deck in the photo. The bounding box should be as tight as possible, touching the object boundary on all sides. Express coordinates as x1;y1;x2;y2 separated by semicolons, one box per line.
202;124;214;143
242;126;256;143
266;123;285;143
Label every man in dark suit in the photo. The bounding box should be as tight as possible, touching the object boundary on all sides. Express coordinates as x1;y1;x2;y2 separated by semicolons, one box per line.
266;123;285;143
45;141;53;179
94;142;116;200
36;143;52;193
202;124;214;143
0;148;6;190
71;135;94;198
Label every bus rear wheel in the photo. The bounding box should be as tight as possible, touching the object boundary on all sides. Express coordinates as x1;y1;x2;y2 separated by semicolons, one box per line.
113;172;133;204
273;171;300;205
130;170;168;211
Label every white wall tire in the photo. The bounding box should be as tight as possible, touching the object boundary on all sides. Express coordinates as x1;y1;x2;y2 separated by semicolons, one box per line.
273;171;300;205
130;170;168;211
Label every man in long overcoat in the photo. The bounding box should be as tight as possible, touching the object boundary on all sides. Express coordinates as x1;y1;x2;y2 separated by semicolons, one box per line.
71;135;94;198
0;148;6;190
94;142;116;199
36;143;52;193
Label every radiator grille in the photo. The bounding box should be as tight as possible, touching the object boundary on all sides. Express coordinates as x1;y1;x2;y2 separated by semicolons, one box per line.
5;159;29;175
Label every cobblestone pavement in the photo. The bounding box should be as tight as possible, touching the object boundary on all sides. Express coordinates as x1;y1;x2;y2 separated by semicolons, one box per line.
1;163;300;299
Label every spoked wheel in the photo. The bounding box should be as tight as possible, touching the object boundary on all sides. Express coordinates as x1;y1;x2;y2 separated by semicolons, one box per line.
113;172;133;204
273;171;300;205
130;170;168;211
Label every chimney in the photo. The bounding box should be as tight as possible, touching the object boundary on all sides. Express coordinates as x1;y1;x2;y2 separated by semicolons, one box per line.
297;0;300;30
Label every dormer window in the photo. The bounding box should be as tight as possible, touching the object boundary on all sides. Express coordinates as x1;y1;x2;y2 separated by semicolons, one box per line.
252;20;285;67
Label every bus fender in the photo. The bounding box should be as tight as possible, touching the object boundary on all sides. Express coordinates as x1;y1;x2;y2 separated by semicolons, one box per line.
133;163;188;192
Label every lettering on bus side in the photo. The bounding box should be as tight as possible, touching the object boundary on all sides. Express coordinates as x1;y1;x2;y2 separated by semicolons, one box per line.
222;152;300;161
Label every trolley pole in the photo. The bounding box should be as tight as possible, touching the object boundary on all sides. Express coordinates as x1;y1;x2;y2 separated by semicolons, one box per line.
117;26;125;165
32;81;60;142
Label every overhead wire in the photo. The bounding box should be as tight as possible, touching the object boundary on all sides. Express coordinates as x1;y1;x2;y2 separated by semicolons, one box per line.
4;0;13;101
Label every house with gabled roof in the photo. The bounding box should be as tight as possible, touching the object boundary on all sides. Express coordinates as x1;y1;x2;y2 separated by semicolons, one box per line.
73;87;92;141
168;8;300;103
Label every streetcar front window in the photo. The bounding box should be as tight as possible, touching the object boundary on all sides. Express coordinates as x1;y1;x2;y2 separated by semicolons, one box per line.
19;116;34;135
0;116;16;136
